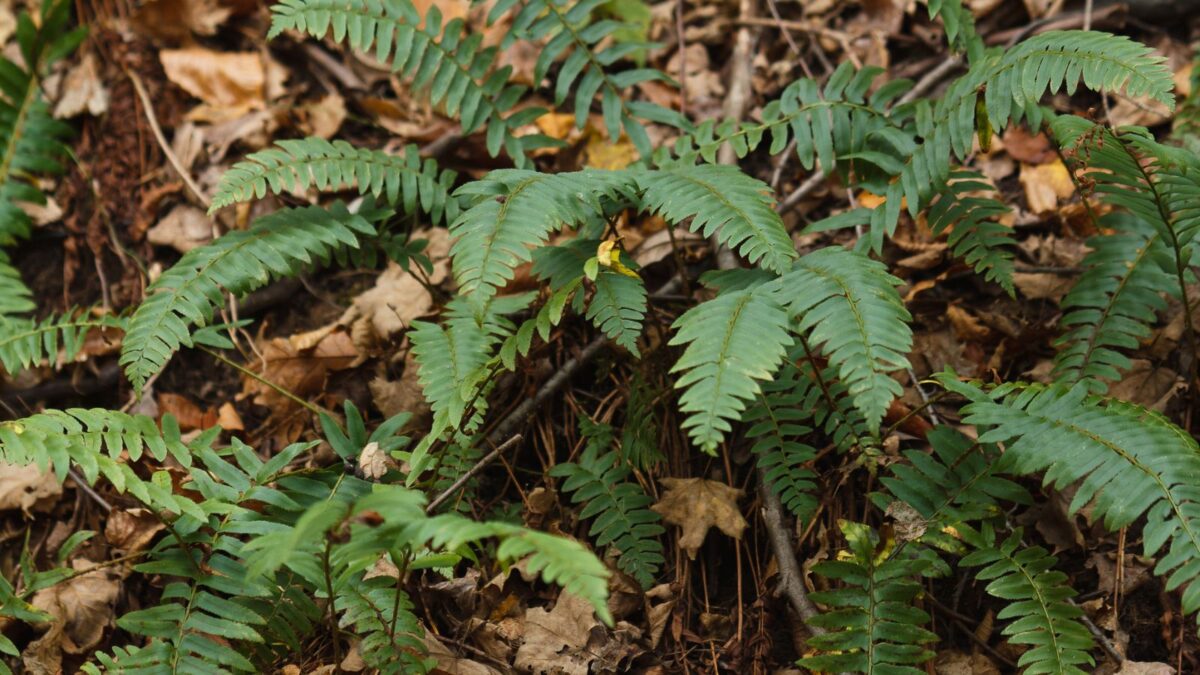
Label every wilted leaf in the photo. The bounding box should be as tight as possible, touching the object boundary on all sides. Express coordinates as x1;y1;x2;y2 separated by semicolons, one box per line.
651;478;747;559
1107;359;1184;411
423;631;502;675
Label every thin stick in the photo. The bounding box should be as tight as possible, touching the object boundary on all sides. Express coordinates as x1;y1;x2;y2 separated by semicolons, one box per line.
759;481;826;633
776;171;824;216
425;434;523;514
125;69;209;209
896;55;963;107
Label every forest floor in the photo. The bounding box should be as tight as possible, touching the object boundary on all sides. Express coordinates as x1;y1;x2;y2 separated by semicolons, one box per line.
4;0;1200;673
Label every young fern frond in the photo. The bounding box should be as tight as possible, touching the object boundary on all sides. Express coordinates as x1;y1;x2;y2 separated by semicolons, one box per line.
744;361;819;523
1052;214;1175;390
635;165;797;274
0;0;84;247
121;202;376;391
0;311;123;375
801;521;938;674
550;428;665;589
939;374;1200;625
211;138;460;225
669;285;792;454
269;0;546;163
961;526;1095;675
926;170;1017;295
774;247;913;432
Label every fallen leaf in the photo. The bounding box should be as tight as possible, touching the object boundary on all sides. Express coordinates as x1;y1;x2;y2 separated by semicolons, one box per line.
1019;159;1074;213
632;227;702;267
1012;272;1072;302
0;463;62;513
158;392;219;431
513;592;603;675
1002;126;1055;164
1106;360;1184;411
132;0;232;41
651;478;747;559
584;135;639;170
105;508;165;552
30;559;121;655
1115;663;1176;675
53;53;108;118
935;649;1001;675
423;631;502;675
1110;93;1173;128
369;358;429;423
243;328;360;410
147;205;214;253
885;500;927;543
299;92;347;139
160;48;269;117
946;304;990;341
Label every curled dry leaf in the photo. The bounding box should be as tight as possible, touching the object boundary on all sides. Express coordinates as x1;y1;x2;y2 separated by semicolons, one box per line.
513;592;603;675
147;205;214;253
0;463;62;513
357;441;390;480
242;327;360;410
651;477;747;560
160;48;286;120
53;52;108;119
1019;159;1075;214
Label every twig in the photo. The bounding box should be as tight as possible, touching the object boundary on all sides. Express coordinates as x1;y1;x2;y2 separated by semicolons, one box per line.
907;367;940;426
425;434;523;514
125;69;209;209
764;0;801;55
776;171;825;216
486;336;609;443
896;55;963;107
759;481;826;634
69;468;113;513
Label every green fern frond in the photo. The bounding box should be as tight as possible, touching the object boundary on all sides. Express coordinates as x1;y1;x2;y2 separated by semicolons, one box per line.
0;409;192;496
450;169;631;299
409;316;492;432
636;165;797;273
550;429;665;589
791;358;875;454
0;311;123;375
927;0;983;59
926;170;1016;295
939;374;1200;624
881;426;1029;554
669;285;792;454
961;526;1094;675
0;0;84;247
335;577;429;674
775;247;912;432
211;138;460;225
587;269;646;355
1052;214;1175;390
866;30;1173;250
1173;51;1200;152
476;0;686;155
743;361;819;522
0;251;33;316
269;0;546;162
662;62;901;172
801;521;938;674
120;202;375;391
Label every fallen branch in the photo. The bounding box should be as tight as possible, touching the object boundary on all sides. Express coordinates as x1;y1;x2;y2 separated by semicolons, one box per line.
426;434;524;514
759;479;827;634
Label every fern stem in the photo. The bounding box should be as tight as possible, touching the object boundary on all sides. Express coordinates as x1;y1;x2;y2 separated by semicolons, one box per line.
200;346;325;416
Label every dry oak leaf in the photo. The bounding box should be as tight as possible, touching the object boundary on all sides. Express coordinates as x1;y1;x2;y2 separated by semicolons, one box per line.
160;48;282;118
651;477;747;560
514;591;603;675
242;327;360;409
105;507;166;552
1019;159;1074;213
147;205;213;253
30;558;121;654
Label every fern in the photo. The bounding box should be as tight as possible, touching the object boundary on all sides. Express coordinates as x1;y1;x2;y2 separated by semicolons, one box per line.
635;165;797;274
409;316;492;433
0;252;33;317
269;0;548;163
587;269;646;354
801;521;938;674
881;426;1029;553
0;311;123;375
939;374;1200;624
774;247;912;432
961;526;1095;675
450;170;630;299
669;284;792;454
0;0;84;247
743;360;819;522
926;170;1016;295
550;421;665;588
1052;214;1175;389
335;576;429;673
477;0;685;156
211;138;460;225
121;202;376;391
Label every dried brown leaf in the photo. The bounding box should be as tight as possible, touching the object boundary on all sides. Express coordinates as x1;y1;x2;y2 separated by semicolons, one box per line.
0;463;61;513
651;478;747;560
